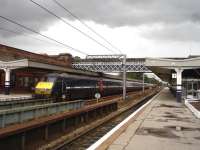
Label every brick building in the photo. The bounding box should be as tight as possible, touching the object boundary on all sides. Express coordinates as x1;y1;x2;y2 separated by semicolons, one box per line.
0;44;73;94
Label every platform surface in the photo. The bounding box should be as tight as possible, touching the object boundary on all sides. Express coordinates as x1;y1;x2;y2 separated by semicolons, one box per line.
108;88;200;150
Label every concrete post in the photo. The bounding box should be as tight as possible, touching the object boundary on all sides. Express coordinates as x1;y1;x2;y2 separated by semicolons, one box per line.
3;68;11;95
175;68;183;102
122;55;127;100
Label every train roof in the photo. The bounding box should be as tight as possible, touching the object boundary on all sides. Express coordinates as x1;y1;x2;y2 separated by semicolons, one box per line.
45;73;143;83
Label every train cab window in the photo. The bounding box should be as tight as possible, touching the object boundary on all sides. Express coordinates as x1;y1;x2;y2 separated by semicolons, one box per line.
40;77;47;82
47;77;57;82
40;76;57;82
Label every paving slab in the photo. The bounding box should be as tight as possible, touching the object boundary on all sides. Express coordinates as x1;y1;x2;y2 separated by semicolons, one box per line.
108;88;200;150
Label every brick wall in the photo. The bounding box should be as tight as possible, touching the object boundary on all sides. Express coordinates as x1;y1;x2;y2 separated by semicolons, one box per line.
0;44;72;67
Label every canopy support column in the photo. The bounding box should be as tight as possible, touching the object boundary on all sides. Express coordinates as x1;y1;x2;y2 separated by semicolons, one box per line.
175;68;183;102
3;68;11;95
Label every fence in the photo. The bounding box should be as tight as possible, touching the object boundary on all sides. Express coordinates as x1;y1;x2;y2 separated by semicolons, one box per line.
0;100;85;128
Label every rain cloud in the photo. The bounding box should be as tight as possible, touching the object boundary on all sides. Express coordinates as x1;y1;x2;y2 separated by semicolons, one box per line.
0;0;200;42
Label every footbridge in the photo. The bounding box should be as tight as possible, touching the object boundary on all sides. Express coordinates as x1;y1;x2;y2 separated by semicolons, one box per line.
73;55;150;73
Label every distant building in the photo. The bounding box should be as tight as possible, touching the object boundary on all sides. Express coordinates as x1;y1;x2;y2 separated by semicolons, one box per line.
0;44;72;94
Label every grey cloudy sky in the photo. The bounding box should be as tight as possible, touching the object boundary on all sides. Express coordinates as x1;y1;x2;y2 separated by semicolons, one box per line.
0;0;199;58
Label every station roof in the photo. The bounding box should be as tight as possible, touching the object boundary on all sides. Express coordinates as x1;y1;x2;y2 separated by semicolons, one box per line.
146;57;200;68
0;44;99;76
0;44;72;68
145;57;200;82
0;59;99;76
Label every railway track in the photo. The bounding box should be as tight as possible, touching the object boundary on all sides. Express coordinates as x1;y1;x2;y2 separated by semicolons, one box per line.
58;90;158;150
85;90;147;106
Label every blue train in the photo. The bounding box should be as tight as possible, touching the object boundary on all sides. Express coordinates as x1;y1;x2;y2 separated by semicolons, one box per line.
34;73;154;100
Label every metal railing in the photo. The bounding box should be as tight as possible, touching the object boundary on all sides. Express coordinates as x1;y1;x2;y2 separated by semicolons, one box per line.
0;100;85;128
0;98;53;110
185;90;200;99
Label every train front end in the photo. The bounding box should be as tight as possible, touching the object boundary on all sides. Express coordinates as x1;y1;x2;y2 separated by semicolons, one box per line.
35;82;54;96
34;75;57;98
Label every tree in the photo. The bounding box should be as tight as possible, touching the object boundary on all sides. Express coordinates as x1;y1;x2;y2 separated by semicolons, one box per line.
73;56;81;62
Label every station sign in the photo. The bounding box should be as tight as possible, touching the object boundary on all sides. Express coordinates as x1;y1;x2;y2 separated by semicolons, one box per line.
172;73;177;79
95;93;101;99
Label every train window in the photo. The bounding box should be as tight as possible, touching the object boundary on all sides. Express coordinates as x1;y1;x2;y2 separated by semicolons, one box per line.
47;77;57;82
40;76;57;82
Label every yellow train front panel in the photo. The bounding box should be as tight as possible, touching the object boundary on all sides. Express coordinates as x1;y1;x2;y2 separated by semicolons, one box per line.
35;82;54;95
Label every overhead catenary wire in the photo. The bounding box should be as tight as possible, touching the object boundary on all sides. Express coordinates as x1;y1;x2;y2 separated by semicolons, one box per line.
0;27;67;53
52;0;122;54
0;27;65;47
0;16;87;55
29;0;116;54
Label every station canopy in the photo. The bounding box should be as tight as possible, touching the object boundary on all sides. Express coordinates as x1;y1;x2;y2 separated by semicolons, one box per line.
145;56;200;82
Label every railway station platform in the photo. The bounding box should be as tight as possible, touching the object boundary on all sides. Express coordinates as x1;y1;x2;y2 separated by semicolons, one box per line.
108;88;200;150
